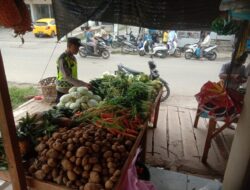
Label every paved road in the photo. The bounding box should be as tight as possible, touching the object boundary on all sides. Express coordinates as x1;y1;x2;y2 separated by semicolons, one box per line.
0;29;232;108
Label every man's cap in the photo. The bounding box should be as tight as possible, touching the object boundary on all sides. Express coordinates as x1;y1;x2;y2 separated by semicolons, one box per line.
67;37;82;47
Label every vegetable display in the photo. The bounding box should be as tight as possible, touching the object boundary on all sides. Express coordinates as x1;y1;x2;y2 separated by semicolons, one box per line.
57;87;102;112
29;125;133;189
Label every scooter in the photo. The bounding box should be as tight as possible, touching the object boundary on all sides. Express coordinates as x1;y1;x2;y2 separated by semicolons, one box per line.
117;60;170;102
138;40;168;58
79;39;110;59
166;41;182;57
185;43;217;61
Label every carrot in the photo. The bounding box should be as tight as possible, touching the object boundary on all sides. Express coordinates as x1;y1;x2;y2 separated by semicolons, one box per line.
125;129;138;135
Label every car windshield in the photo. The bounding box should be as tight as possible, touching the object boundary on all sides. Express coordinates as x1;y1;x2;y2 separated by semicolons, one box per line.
35;22;48;26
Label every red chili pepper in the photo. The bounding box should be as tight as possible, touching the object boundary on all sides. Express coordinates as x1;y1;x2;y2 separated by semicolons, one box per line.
125;128;138;135
101;113;114;119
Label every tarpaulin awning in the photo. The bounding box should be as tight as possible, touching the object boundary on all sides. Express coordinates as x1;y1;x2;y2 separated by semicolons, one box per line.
52;0;222;40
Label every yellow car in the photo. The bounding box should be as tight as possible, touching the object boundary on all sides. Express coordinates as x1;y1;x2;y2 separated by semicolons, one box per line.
32;18;57;37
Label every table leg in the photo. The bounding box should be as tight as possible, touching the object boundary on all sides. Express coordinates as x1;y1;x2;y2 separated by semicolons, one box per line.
194;109;200;128
202;118;216;163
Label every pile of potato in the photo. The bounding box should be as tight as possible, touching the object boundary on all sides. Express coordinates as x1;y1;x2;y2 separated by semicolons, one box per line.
28;125;134;190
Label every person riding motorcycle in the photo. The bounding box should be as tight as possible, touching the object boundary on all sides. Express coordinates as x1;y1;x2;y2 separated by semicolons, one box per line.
85;26;97;54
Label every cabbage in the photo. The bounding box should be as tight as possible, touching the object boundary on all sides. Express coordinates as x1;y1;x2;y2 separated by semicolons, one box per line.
68;87;77;93
75;99;82;105
77;87;88;95
81;103;88;110
70;102;80;110
56;103;64;108
87;99;98;107
93;95;102;102
70;92;82;99
86;91;94;98
60;94;72;103
80;96;89;103
65;101;73;108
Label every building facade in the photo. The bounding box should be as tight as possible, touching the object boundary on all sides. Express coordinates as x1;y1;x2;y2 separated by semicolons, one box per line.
24;0;53;22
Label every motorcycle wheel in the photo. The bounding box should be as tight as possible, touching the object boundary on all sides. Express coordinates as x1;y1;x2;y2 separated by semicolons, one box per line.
79;47;87;58
156;50;167;58
174;48;181;57
159;78;170;102
185;52;193;59
121;45;130;54
111;41;120;49
139;50;145;56
207;51;217;61
101;50;110;59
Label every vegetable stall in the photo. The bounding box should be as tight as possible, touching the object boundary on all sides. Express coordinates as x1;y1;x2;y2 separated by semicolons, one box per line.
0;51;163;190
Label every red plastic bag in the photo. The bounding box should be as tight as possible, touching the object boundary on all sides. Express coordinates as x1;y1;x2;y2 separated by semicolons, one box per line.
123;148;157;190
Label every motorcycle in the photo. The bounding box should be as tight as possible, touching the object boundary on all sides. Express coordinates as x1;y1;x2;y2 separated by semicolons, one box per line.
111;35;127;49
117;60;170;102
79;39;110;59
138;40;168;58
100;34;113;46
121;40;139;54
185;43;217;61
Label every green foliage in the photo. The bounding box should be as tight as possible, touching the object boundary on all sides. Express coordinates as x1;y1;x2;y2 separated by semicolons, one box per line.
8;86;38;109
211;17;239;35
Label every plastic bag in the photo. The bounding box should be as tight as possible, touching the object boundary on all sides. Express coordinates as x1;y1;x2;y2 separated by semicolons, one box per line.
123;148;157;190
198;180;222;190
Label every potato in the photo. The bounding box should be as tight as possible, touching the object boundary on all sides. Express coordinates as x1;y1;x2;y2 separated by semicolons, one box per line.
34;170;46;180
92;164;102;173
84;164;92;171
28;165;36;174
91;144;100;153
61;159;73;171
125;140;133;147
103;151;112;158
84;183;102;190
82;170;90;179
72;137;79;143
117;145;126;152
105;180;114;189
107;162;116;169
66;180;73;187
63;177;68;185
67;138;73;144
79;186;84;190
66;151;73;158
52;168;59;178
110;175;119;182
41;164;50;174
106;157;114;162
114;152;121;159
47;158;57;167
111;144;118;151
53;141;63;151
89;171;101;183
113;169;121;177
35;143;46;152
85;141;91;147
82;156;89;166
73;167;82;175
46;149;59;158
79;137;84;144
67;143;75;151
89;157;98;164
75;180;82;187
67;170;77;181
43;135;49;141
52;132;61;139
76;158;82;166
106;133;113;140
76;146;88;157
70;156;76;163
41;149;48;156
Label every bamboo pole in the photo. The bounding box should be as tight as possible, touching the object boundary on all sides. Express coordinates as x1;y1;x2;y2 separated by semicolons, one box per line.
0;51;27;190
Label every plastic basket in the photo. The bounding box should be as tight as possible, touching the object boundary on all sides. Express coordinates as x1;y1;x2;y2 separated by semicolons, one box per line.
39;77;57;103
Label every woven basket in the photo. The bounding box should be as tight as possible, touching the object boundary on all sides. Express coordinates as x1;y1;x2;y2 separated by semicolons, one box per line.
39;77;57;103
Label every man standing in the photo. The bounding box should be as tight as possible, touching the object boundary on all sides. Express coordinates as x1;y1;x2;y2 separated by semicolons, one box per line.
200;32;211;57
56;37;90;102
162;31;168;44
219;52;248;90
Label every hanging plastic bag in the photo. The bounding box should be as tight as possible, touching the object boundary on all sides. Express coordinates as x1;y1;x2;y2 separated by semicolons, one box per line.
123;148;157;190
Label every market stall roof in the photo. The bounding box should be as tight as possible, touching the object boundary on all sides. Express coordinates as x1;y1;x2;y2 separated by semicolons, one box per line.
52;0;222;40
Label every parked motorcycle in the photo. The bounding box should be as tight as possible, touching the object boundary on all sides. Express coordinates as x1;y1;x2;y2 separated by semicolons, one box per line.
138;40;168;58
111;35;127;49
79;39;110;59
117;60;170;102
185;44;217;61
121;40;138;54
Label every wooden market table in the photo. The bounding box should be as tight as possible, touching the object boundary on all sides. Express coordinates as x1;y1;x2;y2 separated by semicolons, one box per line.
0;49;163;189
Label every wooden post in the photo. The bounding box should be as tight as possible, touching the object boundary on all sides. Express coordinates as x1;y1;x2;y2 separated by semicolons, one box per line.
0;51;27;190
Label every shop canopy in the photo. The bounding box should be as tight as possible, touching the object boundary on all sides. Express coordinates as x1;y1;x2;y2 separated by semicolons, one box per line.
52;0;222;40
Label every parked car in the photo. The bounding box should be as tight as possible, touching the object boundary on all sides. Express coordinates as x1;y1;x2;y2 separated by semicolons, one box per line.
32;18;57;38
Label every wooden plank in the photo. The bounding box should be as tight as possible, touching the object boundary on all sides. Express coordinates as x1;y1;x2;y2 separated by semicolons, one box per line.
189;110;220;165
150;106;168;164
0;51;28;190
178;107;199;161
167;106;184;160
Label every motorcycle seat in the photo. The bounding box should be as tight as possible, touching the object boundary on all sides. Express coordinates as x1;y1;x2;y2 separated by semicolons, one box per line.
119;64;142;75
